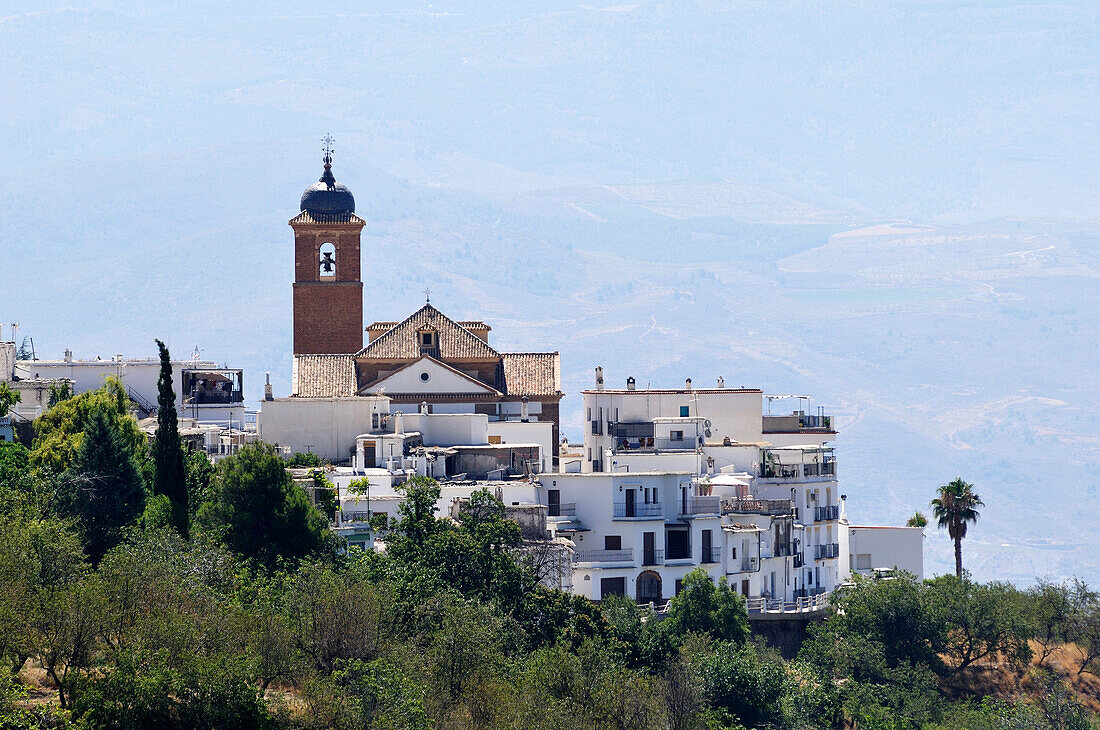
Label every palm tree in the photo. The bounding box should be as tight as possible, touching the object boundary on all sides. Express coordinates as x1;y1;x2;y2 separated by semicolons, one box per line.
931;477;984;578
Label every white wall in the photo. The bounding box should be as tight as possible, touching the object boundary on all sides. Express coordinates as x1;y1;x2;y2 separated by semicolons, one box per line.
259;396;389;462
489;420;553;472
372;357;496;395
848;526;925;579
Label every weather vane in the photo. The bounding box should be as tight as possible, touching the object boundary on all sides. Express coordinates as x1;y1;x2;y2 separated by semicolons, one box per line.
322;133;334;166
424;287;432;304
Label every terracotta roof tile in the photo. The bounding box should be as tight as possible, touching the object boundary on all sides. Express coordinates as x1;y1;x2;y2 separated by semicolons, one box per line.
292;354;356;397
501;353;561;397
357;304;500;360
288;211;366;225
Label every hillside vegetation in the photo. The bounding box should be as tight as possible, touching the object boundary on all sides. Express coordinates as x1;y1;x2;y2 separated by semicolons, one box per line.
3;384;1100;729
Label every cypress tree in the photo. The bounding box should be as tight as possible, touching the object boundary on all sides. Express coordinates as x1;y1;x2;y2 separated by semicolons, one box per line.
152;339;188;538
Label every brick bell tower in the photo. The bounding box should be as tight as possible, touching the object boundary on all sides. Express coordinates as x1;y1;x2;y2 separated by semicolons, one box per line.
290;137;366;355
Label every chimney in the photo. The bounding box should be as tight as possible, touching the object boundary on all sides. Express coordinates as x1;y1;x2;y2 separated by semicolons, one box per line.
264;372;273;401
685;377;692;390
626;376;635;391
521;396;530;422
717;376;724;388
595;366;604;390
420;401;429;414
64;348;73;363
394;411;404;434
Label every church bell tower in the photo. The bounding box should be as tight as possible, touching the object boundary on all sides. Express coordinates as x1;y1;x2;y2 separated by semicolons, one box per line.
290;137;365;355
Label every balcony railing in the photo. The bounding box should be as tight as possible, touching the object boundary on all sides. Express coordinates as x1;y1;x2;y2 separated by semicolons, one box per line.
793;554;804;568
814;505;840;522
701;547;721;564
759;461;837;480
642;549;665;566
723;498;794;515
733;557;759;572
746;592;829;614
574;548;633;563
547;502;577;518
814;543;840;560
613;502;663;518
680;496;721;515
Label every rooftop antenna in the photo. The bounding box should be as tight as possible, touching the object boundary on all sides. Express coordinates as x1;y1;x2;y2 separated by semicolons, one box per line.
191;345;201;362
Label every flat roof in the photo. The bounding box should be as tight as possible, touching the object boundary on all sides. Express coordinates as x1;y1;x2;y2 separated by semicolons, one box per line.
583;388;762;395
542;470;694;477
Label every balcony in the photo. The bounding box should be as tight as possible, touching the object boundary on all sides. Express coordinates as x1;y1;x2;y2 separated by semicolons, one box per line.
642;549;665;566
701;547;722;564
547;502;577;518
762;413;833;433
814;505;840;522
759;460;837;481
814;543;840;560
733;557;759;573
680;496;721;516
575;548;633;564
613;502;663;519
723;498;794;516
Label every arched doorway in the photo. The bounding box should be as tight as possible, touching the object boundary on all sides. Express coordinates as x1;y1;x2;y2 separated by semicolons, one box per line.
637;571;662;603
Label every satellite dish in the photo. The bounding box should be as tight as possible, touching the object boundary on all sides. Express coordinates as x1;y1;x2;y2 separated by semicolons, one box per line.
704;419;712;428
705;428;712;438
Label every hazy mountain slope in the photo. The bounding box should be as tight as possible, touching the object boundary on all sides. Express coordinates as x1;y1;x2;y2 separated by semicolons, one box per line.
1;2;1097;582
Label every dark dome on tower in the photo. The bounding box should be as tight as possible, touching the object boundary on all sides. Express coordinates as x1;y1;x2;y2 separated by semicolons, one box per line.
300;156;355;216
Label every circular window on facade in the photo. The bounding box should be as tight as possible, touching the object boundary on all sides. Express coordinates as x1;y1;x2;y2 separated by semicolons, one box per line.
420;372;430;382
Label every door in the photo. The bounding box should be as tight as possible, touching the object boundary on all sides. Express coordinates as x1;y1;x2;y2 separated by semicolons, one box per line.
362;442;376;467
548;489;560;517
701;529;713;563
625;488;635;517
741;579;750;597
643;531;656;565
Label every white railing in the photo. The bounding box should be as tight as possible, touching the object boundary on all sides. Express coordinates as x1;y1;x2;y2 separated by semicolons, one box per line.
680;496;721;515
574;549;634;563
745;593;830;614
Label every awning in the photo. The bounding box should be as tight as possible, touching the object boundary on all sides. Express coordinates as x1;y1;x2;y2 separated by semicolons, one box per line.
706;474;751;487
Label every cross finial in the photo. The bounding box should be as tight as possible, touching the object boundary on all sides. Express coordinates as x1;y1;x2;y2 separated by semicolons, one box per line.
424;287;432;304
322;133;334;167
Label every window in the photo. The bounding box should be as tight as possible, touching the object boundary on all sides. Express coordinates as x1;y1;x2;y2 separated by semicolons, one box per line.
679;405;689;417
674;579;684;595
419;371;430;382
587;407;592;420
731;546;737;559
856;553;872;570
670;430;684;441
318;242;336;277
419;331;436;349
604;535;622;551
371;413;379;429
601;577;626;599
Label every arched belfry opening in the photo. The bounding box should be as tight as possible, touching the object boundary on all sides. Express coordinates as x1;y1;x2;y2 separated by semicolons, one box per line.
318;242;336;278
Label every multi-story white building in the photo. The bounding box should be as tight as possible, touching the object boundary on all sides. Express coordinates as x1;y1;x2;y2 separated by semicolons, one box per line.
573;370;850;601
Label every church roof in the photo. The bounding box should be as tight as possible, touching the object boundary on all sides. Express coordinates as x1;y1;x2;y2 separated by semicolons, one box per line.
292;354;357;397
501;352;562;397
357;304;500;360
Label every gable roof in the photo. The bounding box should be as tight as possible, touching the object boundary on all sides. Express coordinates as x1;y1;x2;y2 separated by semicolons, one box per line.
292;354;357;397
501;353;561;398
357;303;500;360
360;356;502;397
